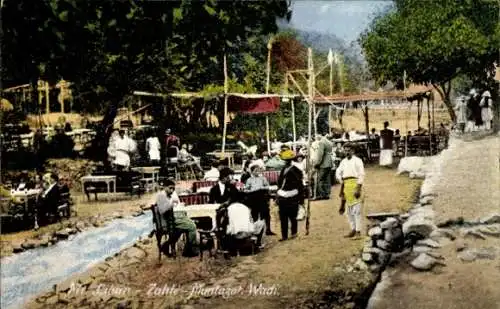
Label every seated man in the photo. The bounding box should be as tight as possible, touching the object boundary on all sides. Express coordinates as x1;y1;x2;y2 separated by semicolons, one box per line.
151;179;199;257
219;191;266;257
203;161;220;181
38;173;62;223
208;167;239;205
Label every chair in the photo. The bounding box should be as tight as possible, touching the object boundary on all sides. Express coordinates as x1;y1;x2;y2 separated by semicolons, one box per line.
57;185;72;218
150;205;185;261
166;146;179;180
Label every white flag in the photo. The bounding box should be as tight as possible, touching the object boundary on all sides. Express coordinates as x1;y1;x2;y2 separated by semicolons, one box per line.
327;49;334;65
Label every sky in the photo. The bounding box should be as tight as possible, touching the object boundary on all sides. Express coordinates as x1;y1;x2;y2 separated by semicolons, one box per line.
289;1;393;43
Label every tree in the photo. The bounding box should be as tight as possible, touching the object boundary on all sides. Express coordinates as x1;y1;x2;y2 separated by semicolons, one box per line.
360;0;499;122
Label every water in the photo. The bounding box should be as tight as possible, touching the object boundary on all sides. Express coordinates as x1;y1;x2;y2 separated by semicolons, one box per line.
1;213;153;309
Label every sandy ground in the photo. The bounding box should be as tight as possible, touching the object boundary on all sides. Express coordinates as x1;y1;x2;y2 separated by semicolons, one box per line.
369;135;500;309
23;166;421;309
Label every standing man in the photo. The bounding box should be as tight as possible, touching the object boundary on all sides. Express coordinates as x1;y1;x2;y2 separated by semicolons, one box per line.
480;91;493;131
165;128;180;149
379;121;394;167
314;135;334;200
336;143;365;238
113;130;135;170
454;96;467;133
276;149;304;241
145;131;161;166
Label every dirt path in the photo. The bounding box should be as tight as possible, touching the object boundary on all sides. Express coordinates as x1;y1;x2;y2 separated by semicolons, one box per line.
369;135;500;309
24;167;420;309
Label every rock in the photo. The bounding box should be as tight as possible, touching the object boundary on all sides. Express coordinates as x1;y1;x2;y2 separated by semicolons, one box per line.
75;221;86;232
410;253;443;271
369;264;382;273
12;243;25;253
125;247;146;260
416;239;441;248
413;245;432;254
355;258;369;270
141;238;152;245
420;195;434;205
462;229;487;240
479;214;500;225
399;213;410;220
474;247;497;260
58;293;70;304
21;239;39;249
478;225;500;237
368;226;383;237
55;228;75;239
458;250;477;262
409;206;435;220
384;228;403;243
45;295;58;305
429;228;456;240
111;212;124;219
403;217;436;238
362;253;373;263
455;240;467;252
78;274;94;286
380;218;399;229
376;240;391;250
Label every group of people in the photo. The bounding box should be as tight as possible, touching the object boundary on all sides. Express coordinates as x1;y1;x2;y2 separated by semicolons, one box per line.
150;140;370;260
12;172;68;226
455;89;494;132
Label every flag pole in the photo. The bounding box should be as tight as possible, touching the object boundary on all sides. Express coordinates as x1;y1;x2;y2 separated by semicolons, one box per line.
306;48;314;235
265;37;273;154
221;55;228;158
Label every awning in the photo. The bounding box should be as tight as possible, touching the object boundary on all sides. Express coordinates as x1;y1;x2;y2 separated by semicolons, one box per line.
226;94;280;114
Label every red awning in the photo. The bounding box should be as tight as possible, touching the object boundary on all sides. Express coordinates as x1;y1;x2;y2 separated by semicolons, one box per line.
227;94;280;114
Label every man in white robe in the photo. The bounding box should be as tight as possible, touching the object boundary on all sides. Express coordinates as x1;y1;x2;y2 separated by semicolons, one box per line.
145;133;161;165
480;91;493;131
113;130;135;170
379;121;394;166
454;97;467;132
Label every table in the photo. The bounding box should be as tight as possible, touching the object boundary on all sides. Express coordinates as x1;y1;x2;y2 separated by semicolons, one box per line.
11;189;43;229
206;151;236;169
182;204;220;232
81;175;117;201
132;166;161;192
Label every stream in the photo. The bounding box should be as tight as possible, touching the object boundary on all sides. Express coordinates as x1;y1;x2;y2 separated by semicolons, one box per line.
1;213;153;309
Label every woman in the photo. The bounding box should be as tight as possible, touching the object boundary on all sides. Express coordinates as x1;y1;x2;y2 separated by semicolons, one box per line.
276;149;304;241
244;164;275;235
480;91;493;131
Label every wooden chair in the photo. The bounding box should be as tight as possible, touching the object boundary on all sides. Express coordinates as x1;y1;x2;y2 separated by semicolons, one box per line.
150;205;186;262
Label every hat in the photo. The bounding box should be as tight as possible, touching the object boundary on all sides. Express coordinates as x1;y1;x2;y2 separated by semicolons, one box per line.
482;91;491;97
219;167;234;179
469;89;477;95
280;149;296;160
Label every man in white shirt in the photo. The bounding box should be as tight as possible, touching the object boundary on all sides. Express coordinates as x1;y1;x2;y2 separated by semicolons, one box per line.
335;143;365;238
203;161;220;181
145;133;161;165
113;130;136;170
151;179;199;257
222;193;266;256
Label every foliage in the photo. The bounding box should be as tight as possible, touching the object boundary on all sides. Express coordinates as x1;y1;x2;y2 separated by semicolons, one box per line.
360;0;500;121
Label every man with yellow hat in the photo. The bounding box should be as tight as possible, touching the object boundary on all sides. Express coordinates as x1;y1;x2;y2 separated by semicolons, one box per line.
335;143;365;238
276;149;304;241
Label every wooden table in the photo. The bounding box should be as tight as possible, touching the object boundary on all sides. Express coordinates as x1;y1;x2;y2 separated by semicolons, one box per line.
11;189;43;229
182;203;220;232
80;175;117;201
206;151;236;169
132;166;161;192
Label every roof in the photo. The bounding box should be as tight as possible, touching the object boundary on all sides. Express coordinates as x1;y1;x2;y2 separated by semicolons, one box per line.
313;86;433;105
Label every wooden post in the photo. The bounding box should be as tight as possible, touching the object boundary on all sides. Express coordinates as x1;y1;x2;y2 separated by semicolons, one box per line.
45;81;50;114
221;55;229;157
265;37;273;154
403;70;408;157
285;75;297;151
427;97;431;156
305;48;314;235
